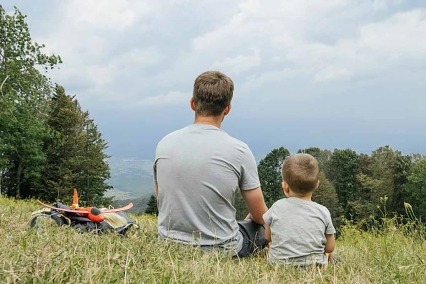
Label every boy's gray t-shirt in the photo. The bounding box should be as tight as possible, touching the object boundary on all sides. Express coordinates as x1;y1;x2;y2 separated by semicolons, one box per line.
263;197;336;265
154;124;260;252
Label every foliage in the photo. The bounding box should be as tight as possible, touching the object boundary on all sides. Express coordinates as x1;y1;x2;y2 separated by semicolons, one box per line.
350;146;412;223
234;189;249;220
40;85;110;205
405;157;426;221
145;194;158;215
313;172;344;229
1;197;426;283
326;148;359;217
0;5;61;198
367;146;411;215
298;147;332;175
259;145;424;230
257;147;290;207
0;6;110;205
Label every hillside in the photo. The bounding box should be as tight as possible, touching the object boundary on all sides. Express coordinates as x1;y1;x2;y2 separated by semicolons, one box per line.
1;197;425;283
106;157;155;200
113;195;151;215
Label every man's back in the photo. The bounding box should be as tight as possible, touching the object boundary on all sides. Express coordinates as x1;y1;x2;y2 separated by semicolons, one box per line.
154;124;260;250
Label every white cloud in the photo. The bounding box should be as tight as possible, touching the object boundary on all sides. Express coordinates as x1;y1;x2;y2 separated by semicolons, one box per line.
138;91;190;108
63;0;153;31
211;50;261;74
314;66;353;82
372;0;404;11
302;9;426;82
190;0;426;85
5;0;426;156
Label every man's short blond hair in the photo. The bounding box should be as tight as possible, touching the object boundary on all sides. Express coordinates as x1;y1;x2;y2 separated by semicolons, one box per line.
282;154;319;194
193;71;234;116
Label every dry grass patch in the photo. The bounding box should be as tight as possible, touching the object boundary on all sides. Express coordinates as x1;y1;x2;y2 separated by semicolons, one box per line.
1;197;425;283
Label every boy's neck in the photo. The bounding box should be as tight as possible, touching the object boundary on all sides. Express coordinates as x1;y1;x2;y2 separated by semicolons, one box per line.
287;192;312;201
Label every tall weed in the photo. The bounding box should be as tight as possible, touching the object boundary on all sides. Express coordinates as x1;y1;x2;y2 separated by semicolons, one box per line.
1;197;425;283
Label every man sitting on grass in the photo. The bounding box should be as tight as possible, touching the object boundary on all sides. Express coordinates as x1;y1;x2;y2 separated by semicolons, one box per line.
153;71;268;257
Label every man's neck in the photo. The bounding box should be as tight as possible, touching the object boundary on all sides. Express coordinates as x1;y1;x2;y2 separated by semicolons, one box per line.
194;115;223;128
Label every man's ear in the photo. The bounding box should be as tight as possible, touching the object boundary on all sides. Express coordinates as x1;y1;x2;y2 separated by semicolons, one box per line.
190;98;196;111
224;104;231;116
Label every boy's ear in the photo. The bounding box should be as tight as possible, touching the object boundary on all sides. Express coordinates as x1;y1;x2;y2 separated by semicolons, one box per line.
282;181;290;197
282;181;290;192
316;179;320;189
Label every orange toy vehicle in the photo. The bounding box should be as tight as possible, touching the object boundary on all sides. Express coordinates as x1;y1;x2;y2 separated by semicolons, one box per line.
29;188;137;235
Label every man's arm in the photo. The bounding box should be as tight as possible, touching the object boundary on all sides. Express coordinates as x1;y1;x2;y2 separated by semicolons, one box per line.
324;233;335;253
154;183;159;196
240;187;268;224
153;160;159;196
264;224;271;242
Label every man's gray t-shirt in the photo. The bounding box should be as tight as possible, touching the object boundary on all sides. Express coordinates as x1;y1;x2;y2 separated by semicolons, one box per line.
154;124;260;252
263;197;336;265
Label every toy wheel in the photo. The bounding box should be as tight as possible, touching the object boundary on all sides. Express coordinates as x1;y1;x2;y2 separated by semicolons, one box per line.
29;213;66;231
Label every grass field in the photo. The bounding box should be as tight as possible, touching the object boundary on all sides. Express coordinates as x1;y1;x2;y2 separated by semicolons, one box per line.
1;197;425;283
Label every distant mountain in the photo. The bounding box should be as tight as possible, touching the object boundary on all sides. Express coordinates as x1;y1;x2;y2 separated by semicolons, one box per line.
105;157;155;200
113;195;151;215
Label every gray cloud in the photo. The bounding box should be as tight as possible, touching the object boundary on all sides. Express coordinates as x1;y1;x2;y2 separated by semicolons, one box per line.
3;0;426;159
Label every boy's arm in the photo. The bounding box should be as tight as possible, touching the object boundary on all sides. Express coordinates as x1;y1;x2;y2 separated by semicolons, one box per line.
324;233;335;253
264;224;271;242
241;187;268;224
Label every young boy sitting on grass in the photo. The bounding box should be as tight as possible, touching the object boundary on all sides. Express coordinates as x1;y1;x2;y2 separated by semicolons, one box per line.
263;153;336;266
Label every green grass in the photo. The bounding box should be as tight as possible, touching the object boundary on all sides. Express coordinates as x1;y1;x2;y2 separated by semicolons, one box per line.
1;197;425;283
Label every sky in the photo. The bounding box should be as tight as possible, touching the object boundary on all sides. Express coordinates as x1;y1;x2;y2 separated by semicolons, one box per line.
3;0;426;161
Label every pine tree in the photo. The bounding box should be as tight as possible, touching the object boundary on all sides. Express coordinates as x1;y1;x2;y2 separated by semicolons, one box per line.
42;86;110;205
145;195;158;215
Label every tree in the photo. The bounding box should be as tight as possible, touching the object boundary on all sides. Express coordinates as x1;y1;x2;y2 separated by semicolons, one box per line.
0;6;61;197
298;147;333;176
42;85;110;205
405;158;426;221
348;173;387;223
327;149;359;217
358;146;412;216
389;152;411;214
258;147;290;207
234;189;248;220
145;195;158;215
76;111;111;204
313;172;344;229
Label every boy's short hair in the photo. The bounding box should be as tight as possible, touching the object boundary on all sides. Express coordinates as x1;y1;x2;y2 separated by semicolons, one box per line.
282;154;319;194
193;71;234;116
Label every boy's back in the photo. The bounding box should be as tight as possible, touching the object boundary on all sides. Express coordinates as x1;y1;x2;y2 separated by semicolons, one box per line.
263;153;336;266
264;197;335;265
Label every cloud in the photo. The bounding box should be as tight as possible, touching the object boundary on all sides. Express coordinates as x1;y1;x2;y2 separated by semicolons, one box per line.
137;91;190;108
307;9;426;82
191;0;426;85
4;0;426;157
62;0;154;31
211;50;261;74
